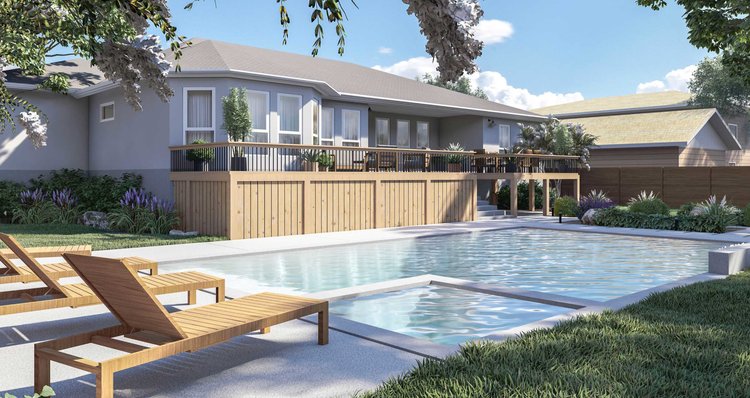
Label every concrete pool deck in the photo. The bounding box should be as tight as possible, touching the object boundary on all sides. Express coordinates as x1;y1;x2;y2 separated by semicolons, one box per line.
2;217;750;397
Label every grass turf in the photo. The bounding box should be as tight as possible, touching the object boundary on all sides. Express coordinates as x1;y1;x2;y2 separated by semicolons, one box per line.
0;224;223;251
361;272;750;397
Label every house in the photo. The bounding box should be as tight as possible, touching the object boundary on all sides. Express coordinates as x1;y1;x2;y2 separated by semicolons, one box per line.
532;91;749;167
1;38;547;199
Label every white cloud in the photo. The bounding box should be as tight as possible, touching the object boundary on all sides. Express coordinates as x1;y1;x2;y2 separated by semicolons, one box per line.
378;47;393;55
472;19;514;45
636;65;697;94
372;57;584;110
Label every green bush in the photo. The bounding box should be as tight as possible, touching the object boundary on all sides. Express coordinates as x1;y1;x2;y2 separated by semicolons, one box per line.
186;139;215;162
554;196;577;216
28;169;142;212
677;203;696;216
0;180;25;220
496;181;551;211
628;191;670;215
744;204;750;227
593;207;733;233
3;385;54;398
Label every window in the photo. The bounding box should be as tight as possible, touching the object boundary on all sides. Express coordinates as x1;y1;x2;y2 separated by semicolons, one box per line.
397;120;410;147
278;94;302;144
499;124;511;149
376;118;390;146
100;102;114;122
321;107;334;146
247;91;269;142
342;109;360;146
184;88;215;143
416;121;429;148
729;123;739;139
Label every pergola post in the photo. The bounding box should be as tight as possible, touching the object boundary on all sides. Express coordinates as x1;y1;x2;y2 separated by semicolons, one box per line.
528;179;536;212
510;177;518;217
542;179;550;216
573;177;581;201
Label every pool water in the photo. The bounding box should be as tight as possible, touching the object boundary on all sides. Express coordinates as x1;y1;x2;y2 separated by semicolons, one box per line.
329;285;571;345
167;228;725;301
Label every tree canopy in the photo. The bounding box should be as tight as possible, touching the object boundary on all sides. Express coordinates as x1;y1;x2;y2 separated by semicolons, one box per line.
516;118;598;170
688;57;750;117
418;73;488;99
638;0;750;83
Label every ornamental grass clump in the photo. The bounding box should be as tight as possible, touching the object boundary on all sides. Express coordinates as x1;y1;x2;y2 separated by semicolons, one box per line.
108;188;179;235
628;191;670;216
575;190;614;220
12;188;54;224
50;188;80;224
693;195;741;226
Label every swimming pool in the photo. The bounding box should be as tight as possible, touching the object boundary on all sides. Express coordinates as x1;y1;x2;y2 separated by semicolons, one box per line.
167;228;725;301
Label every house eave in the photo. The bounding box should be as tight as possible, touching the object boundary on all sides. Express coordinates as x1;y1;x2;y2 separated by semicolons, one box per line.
592;142;688;150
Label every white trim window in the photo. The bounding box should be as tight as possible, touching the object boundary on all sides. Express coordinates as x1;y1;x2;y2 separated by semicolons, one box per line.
728;123;739;139
312;100;321;145
100;101;115;122
396;119;410;148
342;109;361;146
247;90;270;142
499;124;511;150
183;88;215;143
277;93;302;144
416;121;429;148
321;107;334;146
376;118;390;146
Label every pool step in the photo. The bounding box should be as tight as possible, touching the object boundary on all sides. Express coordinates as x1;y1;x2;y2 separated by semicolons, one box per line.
477;199;490;206
477;204;497;212
478;209;510;218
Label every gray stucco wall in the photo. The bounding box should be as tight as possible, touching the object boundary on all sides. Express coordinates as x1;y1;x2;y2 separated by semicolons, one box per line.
0;90;89;183
687;122;728;150
439;115;525;152
368;111;438;149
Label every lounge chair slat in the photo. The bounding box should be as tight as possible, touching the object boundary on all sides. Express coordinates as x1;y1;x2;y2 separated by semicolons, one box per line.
0;245;91;260
90;336;150;353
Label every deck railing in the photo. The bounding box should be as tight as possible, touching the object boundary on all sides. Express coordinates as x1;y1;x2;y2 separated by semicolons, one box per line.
169;142;581;174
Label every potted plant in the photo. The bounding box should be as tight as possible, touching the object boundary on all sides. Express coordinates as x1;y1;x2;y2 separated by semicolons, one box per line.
299;150;319;171
317;153;334;172
445;143;465;172
221;87;252;171
186;140;215;171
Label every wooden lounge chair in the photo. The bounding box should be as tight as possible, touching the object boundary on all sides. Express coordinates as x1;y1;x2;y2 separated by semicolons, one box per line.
0;235;157;285
0;235;224;316
36;254;328;398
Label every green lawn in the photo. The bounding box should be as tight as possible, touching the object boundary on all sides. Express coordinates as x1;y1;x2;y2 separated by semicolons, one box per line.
361;272;750;397
0;224;223;251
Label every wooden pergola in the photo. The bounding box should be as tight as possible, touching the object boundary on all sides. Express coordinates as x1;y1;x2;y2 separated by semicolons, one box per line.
479;173;581;216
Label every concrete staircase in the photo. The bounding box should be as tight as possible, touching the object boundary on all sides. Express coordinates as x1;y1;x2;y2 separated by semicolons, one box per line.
476;200;511;219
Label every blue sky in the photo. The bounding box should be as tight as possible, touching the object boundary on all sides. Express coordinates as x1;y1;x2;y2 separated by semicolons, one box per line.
165;0;709;109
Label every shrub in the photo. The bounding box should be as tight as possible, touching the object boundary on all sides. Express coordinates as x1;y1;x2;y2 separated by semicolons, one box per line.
576;190;614;219
496;181;550;211
554;196;577;217
677;203;696;216
3;385;54;398
628;191;670;215
694;195;740;226
12;189;55;224
29;169;142;212
317;153;334;169
108;188;179;234
593;206;734;233
50;188;80;224
0;180;25;220
186;140;215;162
744;203;750;227
445;143;466;164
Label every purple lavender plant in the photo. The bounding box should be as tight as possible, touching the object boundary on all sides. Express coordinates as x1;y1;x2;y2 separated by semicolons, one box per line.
51;189;78;210
120;188;151;209
576;190;615;220
19;188;45;207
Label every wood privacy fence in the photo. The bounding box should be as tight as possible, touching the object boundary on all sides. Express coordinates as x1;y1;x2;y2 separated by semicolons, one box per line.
172;172;477;239
580;167;750;208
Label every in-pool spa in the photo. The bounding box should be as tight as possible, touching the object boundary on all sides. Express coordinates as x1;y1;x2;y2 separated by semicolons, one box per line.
165;228;726;344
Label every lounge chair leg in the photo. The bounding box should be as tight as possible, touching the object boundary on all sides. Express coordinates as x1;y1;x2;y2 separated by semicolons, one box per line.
318;309;329;345
187;290;197;305
260;327;270;334
34;349;50;393
216;284;225;303
150;264;158;275
96;367;114;398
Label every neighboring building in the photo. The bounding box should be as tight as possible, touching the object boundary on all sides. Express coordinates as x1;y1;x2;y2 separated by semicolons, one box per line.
1;38;545;198
533;91;749;167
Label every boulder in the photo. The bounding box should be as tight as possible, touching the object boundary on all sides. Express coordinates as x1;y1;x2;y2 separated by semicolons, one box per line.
690;207;707;217
581;209;599;225
169;229;199;237
82;211;109;229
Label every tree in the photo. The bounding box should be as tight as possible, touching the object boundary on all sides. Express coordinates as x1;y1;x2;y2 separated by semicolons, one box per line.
516;117;598;170
418;73;488;99
3;0;485;147
638;0;750;83
688;57;750;117
222;88;252;143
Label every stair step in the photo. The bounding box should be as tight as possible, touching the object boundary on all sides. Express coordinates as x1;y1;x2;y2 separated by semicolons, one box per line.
477;200;490;206
478;209;509;217
477;205;497;211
